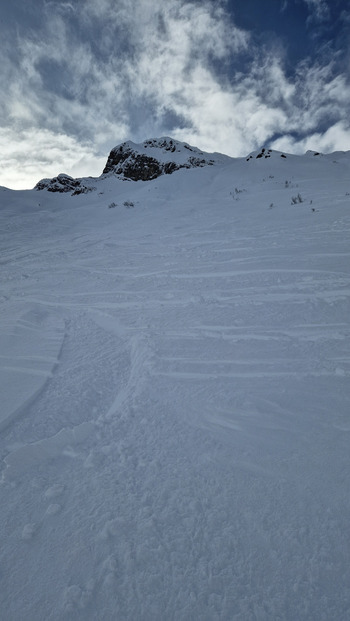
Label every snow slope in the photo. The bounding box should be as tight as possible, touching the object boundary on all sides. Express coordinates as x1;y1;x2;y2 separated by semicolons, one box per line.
0;144;350;620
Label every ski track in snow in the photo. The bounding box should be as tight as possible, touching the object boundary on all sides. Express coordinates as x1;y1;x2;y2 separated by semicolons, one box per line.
0;160;350;620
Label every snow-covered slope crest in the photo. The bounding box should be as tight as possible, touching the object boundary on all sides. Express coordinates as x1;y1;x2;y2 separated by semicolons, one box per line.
102;136;231;181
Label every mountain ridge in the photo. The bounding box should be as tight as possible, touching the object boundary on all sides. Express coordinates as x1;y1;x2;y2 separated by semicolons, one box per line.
30;135;350;194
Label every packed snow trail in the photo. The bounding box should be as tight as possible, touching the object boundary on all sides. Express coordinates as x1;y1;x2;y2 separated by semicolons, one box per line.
0;156;350;620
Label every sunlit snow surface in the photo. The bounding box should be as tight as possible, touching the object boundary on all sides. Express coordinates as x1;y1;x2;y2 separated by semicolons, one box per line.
1;150;350;620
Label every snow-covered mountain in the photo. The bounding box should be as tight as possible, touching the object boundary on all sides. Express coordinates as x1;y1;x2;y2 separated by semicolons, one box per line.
1;139;350;620
101;137;231;180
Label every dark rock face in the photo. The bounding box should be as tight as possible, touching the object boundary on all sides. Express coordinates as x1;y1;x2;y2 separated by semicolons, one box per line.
102;138;214;181
103;149;163;181
35;174;94;195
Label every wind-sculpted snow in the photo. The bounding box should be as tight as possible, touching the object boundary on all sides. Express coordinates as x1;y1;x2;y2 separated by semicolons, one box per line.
1;146;350;620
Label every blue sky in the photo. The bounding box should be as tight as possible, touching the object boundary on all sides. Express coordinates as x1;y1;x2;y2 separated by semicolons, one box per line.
1;0;349;188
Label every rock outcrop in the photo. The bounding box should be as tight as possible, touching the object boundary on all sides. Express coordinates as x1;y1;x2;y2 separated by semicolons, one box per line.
35;174;94;195
102;137;218;181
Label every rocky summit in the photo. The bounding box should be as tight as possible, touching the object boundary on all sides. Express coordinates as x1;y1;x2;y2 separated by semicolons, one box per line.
101;137;221;181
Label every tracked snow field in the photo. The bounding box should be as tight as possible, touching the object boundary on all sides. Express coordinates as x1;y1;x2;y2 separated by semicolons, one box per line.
0;152;350;620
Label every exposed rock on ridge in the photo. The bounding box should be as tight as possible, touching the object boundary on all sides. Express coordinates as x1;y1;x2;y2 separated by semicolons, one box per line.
35;174;95;195
102;137;218;181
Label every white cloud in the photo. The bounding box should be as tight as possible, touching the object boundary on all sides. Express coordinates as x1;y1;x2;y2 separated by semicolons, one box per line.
270;121;350;154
